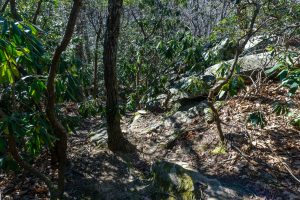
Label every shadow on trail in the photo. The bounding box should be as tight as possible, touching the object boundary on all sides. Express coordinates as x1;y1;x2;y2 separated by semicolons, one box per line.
177;128;298;200
65;148;151;200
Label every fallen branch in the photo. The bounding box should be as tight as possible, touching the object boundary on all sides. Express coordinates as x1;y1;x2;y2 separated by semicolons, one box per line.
282;162;300;184
264;142;300;184
229;141;299;186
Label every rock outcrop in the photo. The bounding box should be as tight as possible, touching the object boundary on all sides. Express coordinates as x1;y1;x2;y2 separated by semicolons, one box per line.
151;161;249;200
205;52;276;77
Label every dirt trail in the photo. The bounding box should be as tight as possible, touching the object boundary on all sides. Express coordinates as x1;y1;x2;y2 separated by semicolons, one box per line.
1;83;300;199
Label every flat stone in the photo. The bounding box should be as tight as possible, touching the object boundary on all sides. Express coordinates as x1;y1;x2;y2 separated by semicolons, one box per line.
90;128;107;144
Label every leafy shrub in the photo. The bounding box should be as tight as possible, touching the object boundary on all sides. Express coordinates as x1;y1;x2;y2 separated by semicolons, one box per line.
218;75;245;99
265;54;300;95
290;116;300;129
272;102;289;116
247;111;267;128
215;63;245;99
182;76;209;96
78;100;104;118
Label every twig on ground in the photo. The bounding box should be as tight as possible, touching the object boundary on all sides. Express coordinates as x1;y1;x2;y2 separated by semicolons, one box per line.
282;162;300;184
264;142;300;184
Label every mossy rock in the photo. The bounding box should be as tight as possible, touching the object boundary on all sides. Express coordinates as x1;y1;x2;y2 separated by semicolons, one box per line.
151;161;202;200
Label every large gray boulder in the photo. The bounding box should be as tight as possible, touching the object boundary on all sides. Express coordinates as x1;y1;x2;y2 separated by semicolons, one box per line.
145;90;188;112
243;35;274;55
244;36;265;50
204;36;271;63
205;52;276;77
145;52;277;111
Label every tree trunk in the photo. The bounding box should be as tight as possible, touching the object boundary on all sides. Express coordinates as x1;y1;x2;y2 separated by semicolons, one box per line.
46;0;82;198
0;0;9;13
103;0;135;152
9;0;22;21
83;29;92;64
82;5;92;64
207;3;260;144
75;19;86;64
32;0;43;24
93;32;101;99
135;63;141;109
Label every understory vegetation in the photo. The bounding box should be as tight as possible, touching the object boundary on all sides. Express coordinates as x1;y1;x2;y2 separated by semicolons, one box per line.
0;0;300;199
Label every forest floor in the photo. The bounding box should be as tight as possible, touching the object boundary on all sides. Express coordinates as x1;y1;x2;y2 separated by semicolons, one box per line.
1;82;300;199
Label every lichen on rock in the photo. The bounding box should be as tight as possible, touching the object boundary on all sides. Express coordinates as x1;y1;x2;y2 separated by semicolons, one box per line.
151;161;201;200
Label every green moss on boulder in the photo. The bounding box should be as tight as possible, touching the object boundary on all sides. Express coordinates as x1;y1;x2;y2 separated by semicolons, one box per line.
151;161;201;200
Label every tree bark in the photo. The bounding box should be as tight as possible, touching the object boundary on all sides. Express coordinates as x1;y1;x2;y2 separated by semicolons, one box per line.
46;0;82;198
0;0;9;13
32;0;43;24
75;18;86;64
103;0;135;152
9;0;22;21
93;32;101;99
83;29;92;64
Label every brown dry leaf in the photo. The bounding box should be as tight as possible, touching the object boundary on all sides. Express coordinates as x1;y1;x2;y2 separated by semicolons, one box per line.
34;185;48;194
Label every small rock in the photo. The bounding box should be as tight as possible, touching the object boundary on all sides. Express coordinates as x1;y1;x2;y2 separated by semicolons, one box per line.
90;128;108;145
137;110;148;115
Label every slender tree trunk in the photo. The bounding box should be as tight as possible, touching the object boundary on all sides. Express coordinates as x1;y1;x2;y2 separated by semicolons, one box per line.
46;0;82;198
84;29;92;64
135;63;141;109
32;0;43;24
0;0;9;13
9;0;22;21
103;0;135;152
75;19;86;64
81;5;92;64
93;32;101;99
207;3;260;144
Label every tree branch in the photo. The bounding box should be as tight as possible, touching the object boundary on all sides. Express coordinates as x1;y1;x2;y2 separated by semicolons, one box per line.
32;0;43;24
207;2;261;144
46;0;82;197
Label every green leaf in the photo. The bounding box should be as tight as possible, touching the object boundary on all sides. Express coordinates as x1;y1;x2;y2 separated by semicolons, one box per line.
211;145;226;155
0;139;5;153
265;63;285;75
272;102;289;116
277;69;288;80
10;64;20;78
1;20;8;35
218;90;226;99
1;63;14;84
289;82;299;94
247;111;267;128
290;116;300;128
